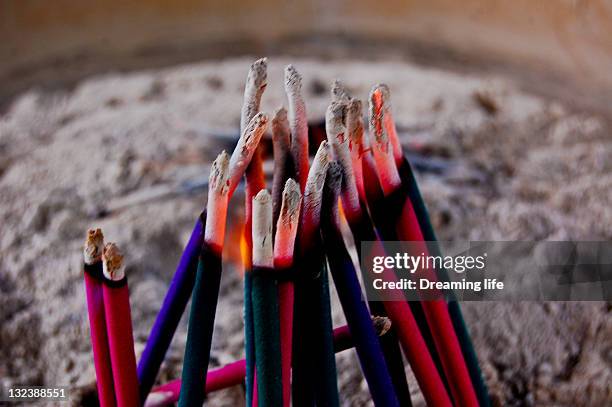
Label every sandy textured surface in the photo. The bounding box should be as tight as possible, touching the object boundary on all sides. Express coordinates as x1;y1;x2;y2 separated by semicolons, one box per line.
0;57;611;406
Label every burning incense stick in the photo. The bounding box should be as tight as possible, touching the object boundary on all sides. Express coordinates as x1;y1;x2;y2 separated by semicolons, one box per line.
321;163;400;407
137;214;205;402
369;89;479;407
291;141;339;407
102;242;140;407
346;98;367;202
146;318;389;407
251;190;282;407
229;112;269;197
241;58;267;133
284;65;309;190
83;229;116;407
327;97;412;405
178;152;230;407
274;179;301;407
325;101;362;222
271;107;293;227
241;59;268;407
376;82;489;405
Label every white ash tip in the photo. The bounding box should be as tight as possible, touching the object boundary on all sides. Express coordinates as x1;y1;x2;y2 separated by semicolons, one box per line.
254;188;271;203
83;228;105;264
252;189;273;267
243;112;269;145
284;64;302;93
347;98;364;144
102;242;125;281
209;151;231;195
248;58;268;88
326;101;347;138
313;140;330;170
331;79;350;102
304;141;330;205
279;178;302;225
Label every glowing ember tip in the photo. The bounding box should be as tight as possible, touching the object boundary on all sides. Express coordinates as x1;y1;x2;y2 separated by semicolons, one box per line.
102;242;125;281
368;86;389;149
84;228;105;265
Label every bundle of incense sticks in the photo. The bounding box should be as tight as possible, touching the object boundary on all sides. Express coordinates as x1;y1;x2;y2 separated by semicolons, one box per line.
83;59;489;407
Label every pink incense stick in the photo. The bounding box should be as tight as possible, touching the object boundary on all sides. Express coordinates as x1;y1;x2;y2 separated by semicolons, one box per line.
274;179;302;407
102;243;140;407
369;89;479;407
83;229;116;407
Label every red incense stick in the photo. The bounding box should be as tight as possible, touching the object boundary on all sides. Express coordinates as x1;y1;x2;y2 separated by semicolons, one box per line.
102;242;140;407
83;229;116;407
369;88;479;407
274;179;302;407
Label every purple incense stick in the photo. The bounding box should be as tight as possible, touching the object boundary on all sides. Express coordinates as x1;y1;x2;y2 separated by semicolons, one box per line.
321;164;399;407
137;212;206;403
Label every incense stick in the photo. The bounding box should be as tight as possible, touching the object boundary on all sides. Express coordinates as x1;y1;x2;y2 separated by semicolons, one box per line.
369;89;479;407
137;214;205;402
284;65;309;190
321;163;400;407
291;141;339;407
251;190;282;407
83;229;116;407
325;101;362;222
178;152;230;407
241;58;267;133
240;59;268;407
229;112;269;197
145;318;388;406
102;243;140;407
397;155;491;406
271;107;293;228
328;98;412;405
274;179;301;407
346;98;367;202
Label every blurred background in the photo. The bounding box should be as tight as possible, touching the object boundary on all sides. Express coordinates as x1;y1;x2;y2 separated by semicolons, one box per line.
1;1;611;406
